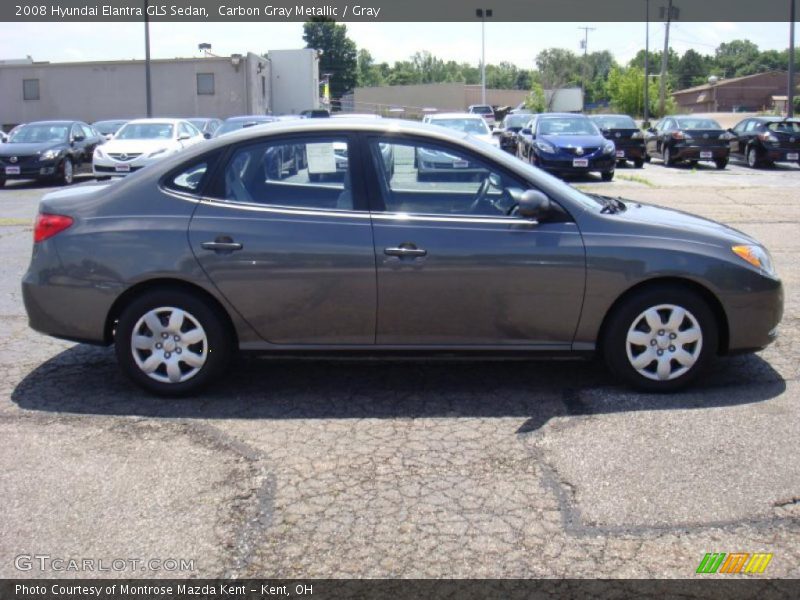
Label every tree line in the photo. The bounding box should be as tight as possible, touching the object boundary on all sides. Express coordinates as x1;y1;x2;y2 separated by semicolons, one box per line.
303;19;798;117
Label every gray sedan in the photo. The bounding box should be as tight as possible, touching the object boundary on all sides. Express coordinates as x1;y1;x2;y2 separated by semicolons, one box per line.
22;119;783;395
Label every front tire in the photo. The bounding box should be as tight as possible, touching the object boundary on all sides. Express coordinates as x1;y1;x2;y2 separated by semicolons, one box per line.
603;285;718;392
58;158;74;185
601;170;615;181
746;145;761;169
662;146;675;167
633;158;644;169
115;289;233;396
715;157;728;170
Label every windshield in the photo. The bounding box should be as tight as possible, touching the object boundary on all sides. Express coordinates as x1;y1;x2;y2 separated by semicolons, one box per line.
470;106;493;115
431;118;490;135
767;120;800;133
675;118;722;130
9;123;69;143
93;120;127;135
116;123;174;140
591;115;637;129
538;117;600;136
504;114;531;128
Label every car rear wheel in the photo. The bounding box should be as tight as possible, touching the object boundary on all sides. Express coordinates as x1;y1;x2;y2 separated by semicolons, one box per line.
0;177;5;187
601;170;614;181
58;158;74;185
662;146;675;167
746;146;761;169
115;289;233;396
715;158;728;170
603;285;717;392
633;158;644;169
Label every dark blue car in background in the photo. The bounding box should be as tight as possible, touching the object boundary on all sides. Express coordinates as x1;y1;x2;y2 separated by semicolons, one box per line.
524;113;617;181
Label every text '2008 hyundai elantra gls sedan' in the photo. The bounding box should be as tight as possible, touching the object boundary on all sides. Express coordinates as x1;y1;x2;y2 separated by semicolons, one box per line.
22;119;782;395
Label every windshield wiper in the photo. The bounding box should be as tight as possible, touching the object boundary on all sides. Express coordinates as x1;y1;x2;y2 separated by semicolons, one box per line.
592;194;627;214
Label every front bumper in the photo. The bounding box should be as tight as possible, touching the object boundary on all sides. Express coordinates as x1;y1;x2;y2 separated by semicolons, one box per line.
724;274;783;353
534;153;616;173
92;154;163;177
1;159;60;180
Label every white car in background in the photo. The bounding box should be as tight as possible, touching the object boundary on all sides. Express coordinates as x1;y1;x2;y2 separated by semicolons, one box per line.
422;112;499;147
92;118;204;178
417;112;500;180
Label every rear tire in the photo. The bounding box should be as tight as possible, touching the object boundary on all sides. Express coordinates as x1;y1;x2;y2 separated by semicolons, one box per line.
115;288;233;397
603;285;718;392
715;157;728;170
601;170;615;181
634;158;644;169
0;177;5;188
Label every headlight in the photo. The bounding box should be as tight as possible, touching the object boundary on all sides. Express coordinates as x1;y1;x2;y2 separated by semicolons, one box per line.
718;132;735;141
535;140;556;154
732;245;776;276
631;130;644;140
603;141;615;154
39;149;60;161
93;147;105;159
147;148;169;158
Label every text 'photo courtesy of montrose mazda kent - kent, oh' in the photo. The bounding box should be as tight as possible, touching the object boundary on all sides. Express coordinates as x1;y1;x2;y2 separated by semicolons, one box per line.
21;118;783;396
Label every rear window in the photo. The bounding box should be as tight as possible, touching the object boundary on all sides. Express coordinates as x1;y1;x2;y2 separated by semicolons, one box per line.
767;121;800;133
470;106;493;114
592;115;637;129
675;118;722;130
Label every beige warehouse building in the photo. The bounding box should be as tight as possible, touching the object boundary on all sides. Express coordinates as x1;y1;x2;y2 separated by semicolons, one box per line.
0;48;320;129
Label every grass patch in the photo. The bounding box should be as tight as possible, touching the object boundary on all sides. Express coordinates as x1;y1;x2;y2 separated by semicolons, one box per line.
616;174;656;187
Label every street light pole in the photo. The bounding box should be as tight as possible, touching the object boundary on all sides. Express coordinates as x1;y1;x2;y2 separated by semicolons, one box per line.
476;8;492;105
789;0;796;117
578;26;596;110
144;0;153;117
644;0;650;124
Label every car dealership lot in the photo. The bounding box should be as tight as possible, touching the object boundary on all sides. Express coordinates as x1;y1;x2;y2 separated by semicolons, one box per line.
0;161;798;578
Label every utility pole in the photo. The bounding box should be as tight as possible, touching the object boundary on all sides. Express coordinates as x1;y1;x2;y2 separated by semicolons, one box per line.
477;8;493;105
658;0;678;117
144;0;153;117
579;26;596;110
644;0;650;124
789;0;796;117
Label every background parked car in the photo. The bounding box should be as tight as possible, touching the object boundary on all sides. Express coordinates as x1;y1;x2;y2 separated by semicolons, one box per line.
525;113;616;181
516;115;540;161
187;118;222;139
92;119;130;141
590;114;646;168
645;116;732;169
496;113;533;154
467;104;496;127
92;118;204;178
0;120;103;186
212;115;279;138
418;113;500;179
728;116;800;168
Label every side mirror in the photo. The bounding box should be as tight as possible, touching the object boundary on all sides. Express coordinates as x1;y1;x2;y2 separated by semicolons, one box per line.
646;127;656;133
517;190;551;220
178;133;191;141
601;128;610;136
492;128;503;136
727;128;736;134
203;132;212;139
520;128;532;136
72;134;85;143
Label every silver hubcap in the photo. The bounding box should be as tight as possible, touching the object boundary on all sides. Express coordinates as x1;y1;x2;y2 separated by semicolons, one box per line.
64;160;73;181
625;304;703;381
748;148;756;167
131;306;208;384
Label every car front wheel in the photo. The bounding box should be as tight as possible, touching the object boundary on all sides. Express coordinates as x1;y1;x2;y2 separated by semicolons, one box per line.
715;157;728;170
115;289;233;396
603;286;717;392
58;158;74;185
746;146;760;169
663;146;675;167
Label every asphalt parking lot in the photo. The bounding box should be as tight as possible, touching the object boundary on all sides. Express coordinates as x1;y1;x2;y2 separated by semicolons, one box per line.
0;157;798;579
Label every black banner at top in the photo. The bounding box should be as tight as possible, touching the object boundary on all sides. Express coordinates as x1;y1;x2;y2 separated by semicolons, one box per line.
2;0;799;22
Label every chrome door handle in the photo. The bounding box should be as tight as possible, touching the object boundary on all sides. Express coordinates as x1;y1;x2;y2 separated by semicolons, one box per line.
201;239;243;253
384;246;427;257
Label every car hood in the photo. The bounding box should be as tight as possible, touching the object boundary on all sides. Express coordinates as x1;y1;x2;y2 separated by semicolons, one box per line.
542;134;606;148
101;139;177;153
0;141;65;156
618;201;757;245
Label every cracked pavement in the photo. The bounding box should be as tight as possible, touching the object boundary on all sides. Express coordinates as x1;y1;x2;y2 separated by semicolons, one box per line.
0;162;798;579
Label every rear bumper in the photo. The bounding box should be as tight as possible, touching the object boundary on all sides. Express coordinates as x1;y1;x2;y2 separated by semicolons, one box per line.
614;144;646;160
672;145;729;160
765;148;800;162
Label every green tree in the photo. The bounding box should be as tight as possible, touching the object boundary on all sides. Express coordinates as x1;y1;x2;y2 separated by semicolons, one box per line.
606;66;673;118
676;49;709;89
524;81;547;112
303;18;358;104
357;49;385;87
714;39;760;78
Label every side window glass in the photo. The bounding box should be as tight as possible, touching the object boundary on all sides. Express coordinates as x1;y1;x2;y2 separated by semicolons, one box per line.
81;124;94;138
71;124;83;139
744;120;758;133
220;138;353;210
733;120;748;133
166;161;208;194
368;139;522;217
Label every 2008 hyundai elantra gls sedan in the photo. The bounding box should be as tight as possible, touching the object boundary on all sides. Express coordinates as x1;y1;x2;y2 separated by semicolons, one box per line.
22;119;783;396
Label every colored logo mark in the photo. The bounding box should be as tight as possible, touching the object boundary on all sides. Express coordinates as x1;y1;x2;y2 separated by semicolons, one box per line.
696;552;773;574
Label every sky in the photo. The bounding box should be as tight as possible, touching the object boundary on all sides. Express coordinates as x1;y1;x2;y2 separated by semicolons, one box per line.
0;22;797;68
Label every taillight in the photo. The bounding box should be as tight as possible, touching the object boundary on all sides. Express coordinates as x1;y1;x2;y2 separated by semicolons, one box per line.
34;213;73;243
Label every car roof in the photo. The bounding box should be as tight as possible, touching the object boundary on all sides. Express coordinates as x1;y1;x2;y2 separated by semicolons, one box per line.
23;120;81;126
124;118;186;125
223;115;277;122
427;112;484;119
538;113;589;119
589;114;634;119
331;113;382;118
